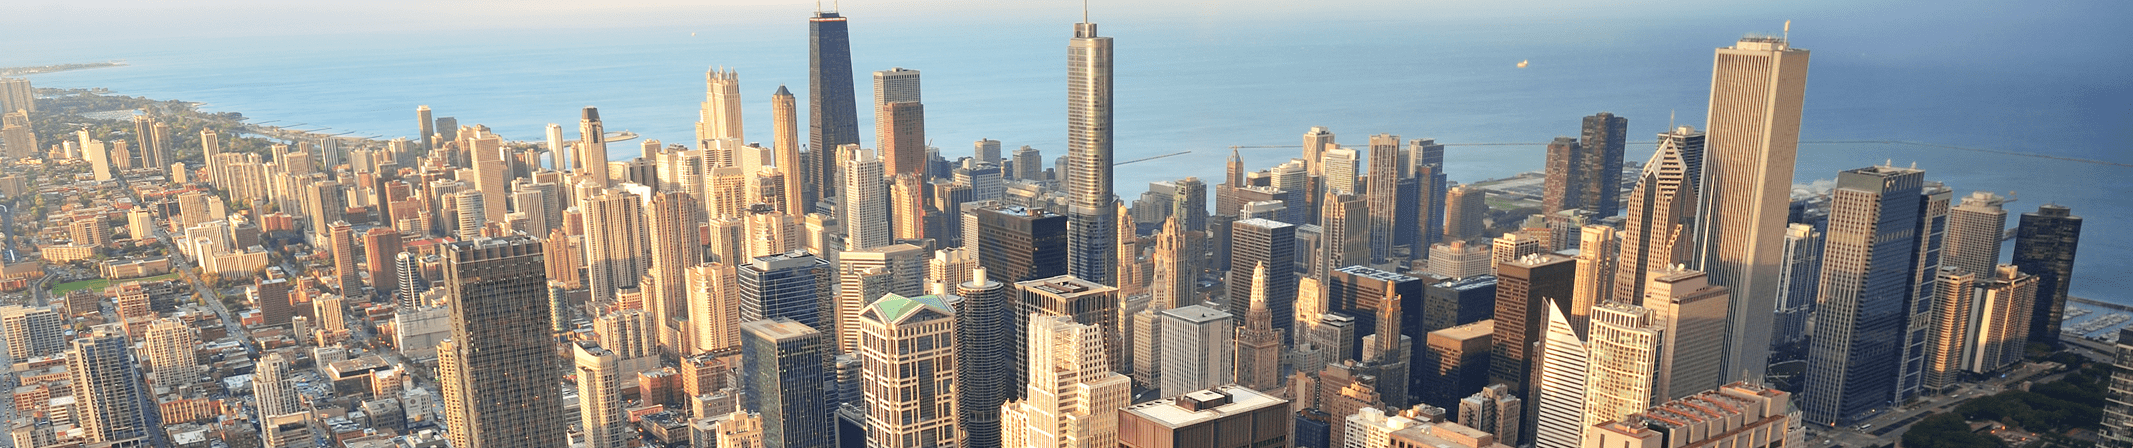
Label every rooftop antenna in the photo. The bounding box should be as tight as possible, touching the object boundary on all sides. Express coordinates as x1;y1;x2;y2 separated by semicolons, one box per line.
816;0;821;13
1669;110;1676;130
1083;0;1089;23
1783;20;1791;41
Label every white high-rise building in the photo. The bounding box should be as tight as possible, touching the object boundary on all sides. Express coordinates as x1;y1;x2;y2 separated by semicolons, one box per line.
143;317;203;387
1158;304;1233;397
1532;300;1588;448
699;67;743;145
1691;35;1810;382
1582;302;1662;429
842;145;891;252
999;315;1131;448
254;353;304;417
573;341;630;448
859;293;960;448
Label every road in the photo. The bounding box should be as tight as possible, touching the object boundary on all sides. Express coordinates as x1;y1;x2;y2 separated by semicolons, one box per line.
110;174;257;357
1801;359;2072;447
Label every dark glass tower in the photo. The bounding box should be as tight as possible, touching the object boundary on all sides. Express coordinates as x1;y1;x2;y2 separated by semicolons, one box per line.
741;318;833;448
2014;204;2082;346
1801;166;1925;427
1229;218;1295;338
1578;112;1628;217
438;235;567;448
737;251;834;329
970;204;1068;283
809;11;859;209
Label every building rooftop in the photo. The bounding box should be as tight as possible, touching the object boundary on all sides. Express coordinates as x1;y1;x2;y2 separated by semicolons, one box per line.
1336;265;1420;283
1159;304;1232;323
1430;320;1494;342
1122;385;1287;428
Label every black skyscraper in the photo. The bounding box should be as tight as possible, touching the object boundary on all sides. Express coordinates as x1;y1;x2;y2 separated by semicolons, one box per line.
2013;204;2082;346
971;204;1069;283
809;11;859;208
1579;112;1628;217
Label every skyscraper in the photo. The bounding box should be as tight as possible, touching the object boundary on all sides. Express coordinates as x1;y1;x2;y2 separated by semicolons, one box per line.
809;10;859;205
1444;185;1487;241
1921;267;1975;393
737;251;834;329
859;293;960;448
1970;265;2037;374
1692;35;1810;383
574;341;630;448
999;315;1132;448
1117;385;1290;448
143;317;202;387
1410;138;1450;253
647;191;706;355
1943;192;2009;277
1066;18;1116;286
364;227;404;300
1582;302;1661;428
699;67;743;145
1532;301;1588;448
70;326;152;444
1640;267;1730;401
579;107;611;186
1320;191;1370;279
741;318;832;448
1578;112;1628;217
417;105;435;151
1569;225;1617;332
843;145;891;251
254;353;302;417
1489;253;1575;398
1612;136;1698;309
1149;216;1195;310
1229;218;1295;336
1012;276;1122;389
874;68;927;177
1774;224;1823;350
1419;320;1493;411
1235;263;1283;392
2014;204;2082;345
1541;137;1583;216
437;236;566;448
970;203;1069;283
1159;304;1234;397
0;306;62;360
1801;165;1923;427
1366;134;1403;263
579;186;648;305
956;268;1011;448
687;263;740;356
773;85;808;214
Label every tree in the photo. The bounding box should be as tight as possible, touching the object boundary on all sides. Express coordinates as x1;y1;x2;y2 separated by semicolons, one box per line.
1901;413;2003;448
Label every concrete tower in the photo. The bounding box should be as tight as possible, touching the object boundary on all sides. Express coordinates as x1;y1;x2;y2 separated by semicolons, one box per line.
699;67;743;145
437;236;567;448
1691;35;1811;383
860;294;961;448
1000;315;1132;448
1235;263;1283;392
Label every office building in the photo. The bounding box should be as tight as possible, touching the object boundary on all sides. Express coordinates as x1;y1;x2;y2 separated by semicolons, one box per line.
2013;204;2082;345
70;326;152;444
1944;192;2009;276
1000;315;1132;448
874;68;927;177
1491;232;1544;270
687;263;742;355
1569;225;1616;332
2104;327;2133;446
1159;304;1233;397
738;251;834;329
859;293;961;448
700;67;743;144
1581;383;1798;448
1444;185;1486;241
143;317;202;387
1896;183;1953;401
1692;36;1811;383
255;352;303;417
1640;267;1730;402
1922;267;1977;392
1065;19;1117;286
971;203;1069;283
1541;136;1584;217
1319;191;1370;279
809;9;859;204
578;107;611;186
1149;216;1196;310
1235;263;1283;392
1801;165;1924;427
579;186;648;305
1612;136;1698;309
1013;276;1122;391
1229;218;1295;336
437;236;567;448
1582;302;1661;429
772;85;808;213
1490;253;1575;398
1533;301;1588;448
1117;385;1290;448
1578;113;1627;217
1774;224;1823;349
1411;139;1450;251
842;145;891;251
835;243;925;351
1427;241;1492;281
574;341;630;448
1367;133;1403;262
1420;320;1493;411
741;318;833;448
363;227;403;300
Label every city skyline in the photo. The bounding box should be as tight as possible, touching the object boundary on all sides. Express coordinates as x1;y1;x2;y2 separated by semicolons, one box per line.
0;3;2123;448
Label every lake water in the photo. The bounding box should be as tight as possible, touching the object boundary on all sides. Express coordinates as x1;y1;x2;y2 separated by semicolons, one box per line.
4;0;2127;302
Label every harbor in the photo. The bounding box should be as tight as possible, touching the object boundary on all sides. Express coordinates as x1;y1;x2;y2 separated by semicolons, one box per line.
2064;297;2133;343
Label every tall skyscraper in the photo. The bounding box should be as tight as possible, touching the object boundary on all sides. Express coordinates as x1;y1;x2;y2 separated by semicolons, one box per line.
437;236;566;448
1578;112;1627;217
579;186;648;305
970;203;1069;283
835;244;925;352
1066;19;1117;286
579;107;611;186
773;85;808;214
1612;136;1699;309
1944;192;2009;277
700;67;743;145
1320;191;1370;279
1897;183;1952;401
1012;276;1122;388
1582;302;1661;429
1801;165;1923;427
1419;320;1493;411
1235;263;1283;392
1149;216;1195;310
860;293;961;448
647;191;706;355
741;318;833;448
254;353;302;417
843;145;891;251
1921;267;1975;393
737;251;834;329
1444;185;1487;241
417;105;435;151
2013;204;2082;345
363;227;404;300
1410;138;1450;253
955;268;1011;448
1774;224;1824;350
1489;253;1575;398
874;68;927;177
1541;136;1583;216
1692;35;1810;383
1568;225;1617;332
687;263;741;355
1640;267;1730;401
1531;301;1588;448
1366;134;1402;263
999;315;1132;448
574;341;631;448
1970;265;2037;374
1158;304;1234;397
1229;218;1295;336
70;326;151;444
809;10;859;205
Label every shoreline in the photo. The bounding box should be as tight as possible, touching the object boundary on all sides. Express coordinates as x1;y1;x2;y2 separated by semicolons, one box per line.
0;61;127;77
